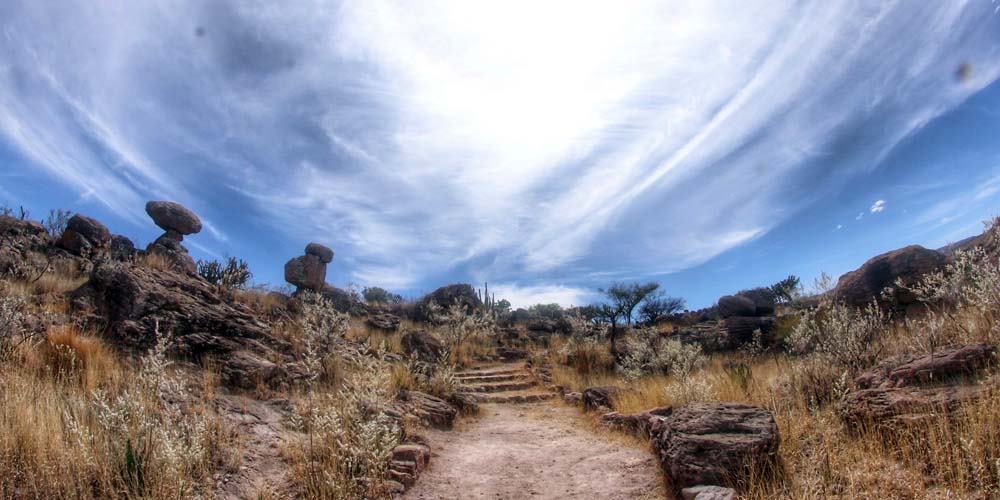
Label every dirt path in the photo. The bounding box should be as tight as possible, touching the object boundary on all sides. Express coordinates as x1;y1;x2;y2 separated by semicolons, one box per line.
404;364;665;499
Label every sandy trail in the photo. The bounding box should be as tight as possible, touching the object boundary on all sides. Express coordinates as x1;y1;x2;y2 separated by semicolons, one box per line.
403;402;665;499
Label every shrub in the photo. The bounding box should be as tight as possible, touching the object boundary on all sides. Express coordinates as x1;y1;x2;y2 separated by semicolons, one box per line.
196;256;253;290
361;286;404;305
786;300;888;373
43;208;73;237
617;328;705;380
0;294;36;361
297;291;351;384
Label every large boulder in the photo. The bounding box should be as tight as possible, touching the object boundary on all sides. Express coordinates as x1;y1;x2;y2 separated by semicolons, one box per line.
583;386;621;412
146;231;197;273
717;295;756;318
401;330;445;363
284;254;326;292
833;245;946;309
145;201;202;235
420;283;482;317
653;402;780;491
58;214;110;256
72;260;296;388
109;234;137;261
304;242;334;264
391;390;458;430
839;344;995;430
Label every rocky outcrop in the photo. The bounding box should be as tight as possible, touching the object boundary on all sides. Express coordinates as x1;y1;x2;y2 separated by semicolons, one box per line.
109;234;137;261
418;283;482;318
833;245;946;309
58;214;110;256
144;201;202;273
674;317;775;353
392;390;458;430
839;344;995;430
367;311;401;331
717;295;756;318
72;260;298;389
600;406;673;438
401;330;445;363
583;386;620;412
652;402;779;491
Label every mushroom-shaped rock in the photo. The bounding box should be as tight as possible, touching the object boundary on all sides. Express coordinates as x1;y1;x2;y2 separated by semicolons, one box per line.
305;242;334;264
58;214;111;255
145;201;203;235
654;402;779;491
284;254;326;292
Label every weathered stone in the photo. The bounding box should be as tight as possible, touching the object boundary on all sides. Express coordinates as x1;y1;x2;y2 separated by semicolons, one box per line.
367;312;401;331
395;390;458;430
681;485;736;500
447;392;480;415
401;330;445;363
495;347;529;361
58;214;111;256
601;406;673;438
283;254;326;292
722;316;775;346
419;283;483;319
304;242;334;264
654;402;779;491
834;245;946;309
145;200;202;235
717;295;756;318
109;234;137;261
583;386;621;412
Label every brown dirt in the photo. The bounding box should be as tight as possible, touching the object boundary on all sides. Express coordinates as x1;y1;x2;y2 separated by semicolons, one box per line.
403;402;666;499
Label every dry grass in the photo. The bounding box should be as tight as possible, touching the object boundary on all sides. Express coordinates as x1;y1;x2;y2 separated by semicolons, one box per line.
140;251;175;272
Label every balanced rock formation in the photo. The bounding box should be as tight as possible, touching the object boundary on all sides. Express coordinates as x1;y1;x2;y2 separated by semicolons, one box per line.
839;343;995;430
144;201;202;273
284;242;333;293
833;245;946;310
652;402;779;491
73;260;299;388
58;214;110;256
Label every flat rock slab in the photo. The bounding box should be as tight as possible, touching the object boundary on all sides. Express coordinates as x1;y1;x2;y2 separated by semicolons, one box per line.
403;403;663;499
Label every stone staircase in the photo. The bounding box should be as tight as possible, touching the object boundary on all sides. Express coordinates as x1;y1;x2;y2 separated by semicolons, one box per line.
453;363;555;404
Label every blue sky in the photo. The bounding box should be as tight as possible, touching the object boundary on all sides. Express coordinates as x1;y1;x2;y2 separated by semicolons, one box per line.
2;1;1000;308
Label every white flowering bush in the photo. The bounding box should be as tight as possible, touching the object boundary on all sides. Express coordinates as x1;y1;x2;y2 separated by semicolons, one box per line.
664;372;716;406
617;328;705;381
297;291;351;383
0;294;31;361
786;300;887;373
291;358;401;499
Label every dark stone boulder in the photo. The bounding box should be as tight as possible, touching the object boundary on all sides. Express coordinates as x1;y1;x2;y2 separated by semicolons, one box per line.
583;386;621;412
834;245;946;309
304;242;334;264
653;402;779;491
839;344;995;430
401;330;445;363
109;234;137;261
284;254;326;292
717;295;756;318
420;283;482;317
72;260;296;389
58;214;111;256
145;201;202;235
367;312;401;331
146;232;197;274
393;390;458;429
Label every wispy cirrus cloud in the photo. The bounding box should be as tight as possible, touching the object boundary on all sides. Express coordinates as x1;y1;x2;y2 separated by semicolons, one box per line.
1;1;999;299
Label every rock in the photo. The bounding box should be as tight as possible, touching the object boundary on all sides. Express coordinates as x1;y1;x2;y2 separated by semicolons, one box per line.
395;390;458;430
401;330;445;363
109;234;137;261
583;386;621;412
601;406;673;438
526;318;557;333
304;242;334;264
146;234;197;274
834;245;946;309
654;402;779;491
447;392;479;415
722;316;775;346
72;260;296;389
420;283;483;317
284;254;326;292
319;285;364;314
564;392;583;404
58;214;111;256
717;295;756;318
145;201;202;235
839;344;995;430
367;312;401;331
495;347;529;361
681;485;737;500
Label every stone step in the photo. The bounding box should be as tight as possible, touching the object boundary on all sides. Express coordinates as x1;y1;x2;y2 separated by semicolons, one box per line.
458;381;537;393
454;373;530;384
455;368;524;378
462;391;556;404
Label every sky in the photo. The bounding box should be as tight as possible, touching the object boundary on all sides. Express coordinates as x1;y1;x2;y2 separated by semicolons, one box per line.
2;1;1000;309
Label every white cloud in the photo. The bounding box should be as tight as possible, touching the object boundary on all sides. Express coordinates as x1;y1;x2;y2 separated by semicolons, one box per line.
836;224;843;230
870;199;886;213
0;1;998;289
856;212;865;221
489;283;592;309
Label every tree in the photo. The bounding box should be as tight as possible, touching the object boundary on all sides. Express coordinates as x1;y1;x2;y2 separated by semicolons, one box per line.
494;299;512;314
361;286;404;305
590;302;627;357
770;275;801;303
599;281;660;329
638;292;686;325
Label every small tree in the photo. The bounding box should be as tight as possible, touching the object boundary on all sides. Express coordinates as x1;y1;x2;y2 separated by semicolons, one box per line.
770;275;802;303
43;209;73;237
638;292;686;325
599;282;660;329
362;286;404;305
197;256;253;289
590;302;627;357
